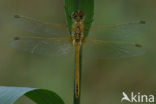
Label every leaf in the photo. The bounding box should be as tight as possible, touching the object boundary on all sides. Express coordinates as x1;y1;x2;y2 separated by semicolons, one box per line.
0;86;64;104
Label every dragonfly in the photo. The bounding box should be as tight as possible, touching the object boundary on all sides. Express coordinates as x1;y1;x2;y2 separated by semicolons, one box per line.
10;10;147;103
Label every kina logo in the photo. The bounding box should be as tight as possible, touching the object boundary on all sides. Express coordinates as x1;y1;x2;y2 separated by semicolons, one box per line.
121;92;154;103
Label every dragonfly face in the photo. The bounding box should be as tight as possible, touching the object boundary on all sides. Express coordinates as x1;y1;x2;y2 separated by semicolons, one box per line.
71;10;85;22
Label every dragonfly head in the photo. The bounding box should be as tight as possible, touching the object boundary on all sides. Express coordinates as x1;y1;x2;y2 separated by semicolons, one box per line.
71;10;85;22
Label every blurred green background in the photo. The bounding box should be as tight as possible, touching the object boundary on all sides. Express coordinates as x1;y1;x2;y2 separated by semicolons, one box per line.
0;0;156;104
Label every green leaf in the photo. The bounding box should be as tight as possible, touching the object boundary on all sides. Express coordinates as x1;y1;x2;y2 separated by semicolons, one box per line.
0;86;64;104
64;0;94;37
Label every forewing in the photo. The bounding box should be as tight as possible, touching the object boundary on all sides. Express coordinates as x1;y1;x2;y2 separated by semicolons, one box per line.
9;37;73;56
83;40;145;59
11;14;68;37
90;20;148;40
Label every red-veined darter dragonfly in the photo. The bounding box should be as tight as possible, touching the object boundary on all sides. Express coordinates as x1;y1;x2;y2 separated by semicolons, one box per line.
10;10;147;101
10;12;147;59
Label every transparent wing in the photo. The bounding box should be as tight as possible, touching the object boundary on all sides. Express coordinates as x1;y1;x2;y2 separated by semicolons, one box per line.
89;20;148;40
83;39;145;59
11;14;68;37
9;37;74;56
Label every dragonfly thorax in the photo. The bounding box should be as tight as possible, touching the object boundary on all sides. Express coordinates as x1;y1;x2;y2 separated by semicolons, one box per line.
72;21;84;45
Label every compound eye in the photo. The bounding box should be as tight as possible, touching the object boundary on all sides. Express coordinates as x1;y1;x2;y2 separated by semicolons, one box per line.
74;14;78;17
72;11;78;18
73;15;78;19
